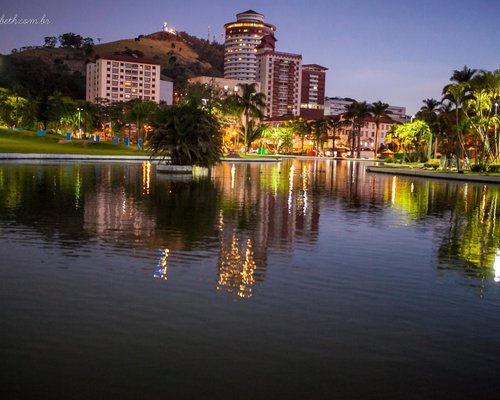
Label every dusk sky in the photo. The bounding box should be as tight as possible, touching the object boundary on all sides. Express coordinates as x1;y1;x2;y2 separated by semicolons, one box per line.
1;0;499;114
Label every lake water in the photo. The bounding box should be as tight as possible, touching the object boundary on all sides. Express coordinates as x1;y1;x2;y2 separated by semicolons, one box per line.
1;159;500;399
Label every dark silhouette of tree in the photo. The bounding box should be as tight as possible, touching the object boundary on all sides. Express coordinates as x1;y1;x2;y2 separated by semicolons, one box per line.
44;36;58;48
59;33;84;49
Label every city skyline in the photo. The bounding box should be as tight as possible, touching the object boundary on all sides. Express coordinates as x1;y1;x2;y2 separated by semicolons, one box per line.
0;0;499;114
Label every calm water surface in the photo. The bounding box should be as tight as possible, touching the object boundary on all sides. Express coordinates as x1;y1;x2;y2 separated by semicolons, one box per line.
1;159;500;399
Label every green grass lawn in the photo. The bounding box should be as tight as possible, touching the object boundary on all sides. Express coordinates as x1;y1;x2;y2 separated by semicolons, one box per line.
0;128;146;156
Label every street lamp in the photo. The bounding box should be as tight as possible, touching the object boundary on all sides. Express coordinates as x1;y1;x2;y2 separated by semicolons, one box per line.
77;107;83;138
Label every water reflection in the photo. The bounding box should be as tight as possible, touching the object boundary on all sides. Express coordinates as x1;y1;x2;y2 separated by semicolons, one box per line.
2;160;500;290
154;248;169;281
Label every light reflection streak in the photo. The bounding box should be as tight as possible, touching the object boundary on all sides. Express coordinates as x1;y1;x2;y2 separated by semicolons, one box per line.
231;163;235;190
217;234;257;298
391;176;397;205
74;166;81;209
142;162;151;194
288;164;295;214
302;165;309;214
481;185;487;225
494;250;500;282
274;163;280;197
154;248;170;281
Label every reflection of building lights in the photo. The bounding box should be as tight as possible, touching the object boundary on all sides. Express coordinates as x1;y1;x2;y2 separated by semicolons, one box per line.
219;209;224;232
217;234;257;299
154;248;170;281
142;162;151;194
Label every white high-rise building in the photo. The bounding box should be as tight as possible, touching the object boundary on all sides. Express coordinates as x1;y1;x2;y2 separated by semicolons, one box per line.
224;10;276;81
86;54;161;104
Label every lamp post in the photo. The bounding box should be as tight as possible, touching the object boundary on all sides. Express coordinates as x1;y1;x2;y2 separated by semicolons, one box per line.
77;107;83;138
495;103;499;158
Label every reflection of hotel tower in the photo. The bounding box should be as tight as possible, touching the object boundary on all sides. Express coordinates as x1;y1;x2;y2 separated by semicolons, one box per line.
212;162;321;298
224;10;276;81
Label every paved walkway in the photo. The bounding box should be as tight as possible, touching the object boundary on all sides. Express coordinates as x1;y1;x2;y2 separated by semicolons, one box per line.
366;165;500;185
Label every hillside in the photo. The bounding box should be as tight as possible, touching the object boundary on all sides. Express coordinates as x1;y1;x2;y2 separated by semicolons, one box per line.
0;31;224;99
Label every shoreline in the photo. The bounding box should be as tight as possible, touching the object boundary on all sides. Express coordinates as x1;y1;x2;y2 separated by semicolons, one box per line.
366;165;500;185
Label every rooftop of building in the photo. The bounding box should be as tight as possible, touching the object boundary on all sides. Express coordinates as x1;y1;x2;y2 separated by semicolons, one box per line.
303;64;328;71
88;54;161;65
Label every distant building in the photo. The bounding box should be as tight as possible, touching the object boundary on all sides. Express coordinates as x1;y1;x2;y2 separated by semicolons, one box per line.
224;10;276;81
86;54;161;103
256;35;302;118
300;64;328;119
188;76;261;98
324;97;407;123
335;115;397;151
160;78;174;105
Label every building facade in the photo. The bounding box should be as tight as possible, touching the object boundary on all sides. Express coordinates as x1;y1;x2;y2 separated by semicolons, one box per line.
300;64;328;119
325;97;407;123
86;54;161;104
256;35;302;118
336;115;395;151
224;10;276;81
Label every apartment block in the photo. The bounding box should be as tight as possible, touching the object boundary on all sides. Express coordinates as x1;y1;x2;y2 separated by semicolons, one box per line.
256;35;302;118
300;64;328;119
86;54;161;103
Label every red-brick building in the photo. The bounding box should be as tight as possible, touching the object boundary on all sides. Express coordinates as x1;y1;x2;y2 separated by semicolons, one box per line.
256;35;302;118
300;64;328;119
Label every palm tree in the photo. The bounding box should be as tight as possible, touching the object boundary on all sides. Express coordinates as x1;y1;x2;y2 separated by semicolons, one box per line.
451;65;477;84
345;101;371;158
286;117;310;154
231;83;266;152
417;98;442;159
443;83;470;171
148;101;222;167
312;118;328;155
327;116;344;156
369;101;391;159
126;100;158;143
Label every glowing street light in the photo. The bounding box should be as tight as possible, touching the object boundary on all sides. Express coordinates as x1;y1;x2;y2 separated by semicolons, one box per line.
77;107;83;138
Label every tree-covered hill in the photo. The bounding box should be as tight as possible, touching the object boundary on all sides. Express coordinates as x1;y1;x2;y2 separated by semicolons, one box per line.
0;31;224;100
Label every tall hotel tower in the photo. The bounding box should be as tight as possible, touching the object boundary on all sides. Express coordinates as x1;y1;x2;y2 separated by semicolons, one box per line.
224;10;276;80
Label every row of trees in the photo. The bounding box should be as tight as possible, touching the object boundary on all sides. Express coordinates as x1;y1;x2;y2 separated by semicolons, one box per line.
410;66;500;170
0;88;160;141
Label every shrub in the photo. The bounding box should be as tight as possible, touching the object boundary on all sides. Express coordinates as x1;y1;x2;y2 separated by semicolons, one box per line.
423;159;440;169
487;162;500;173
471;163;487;172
